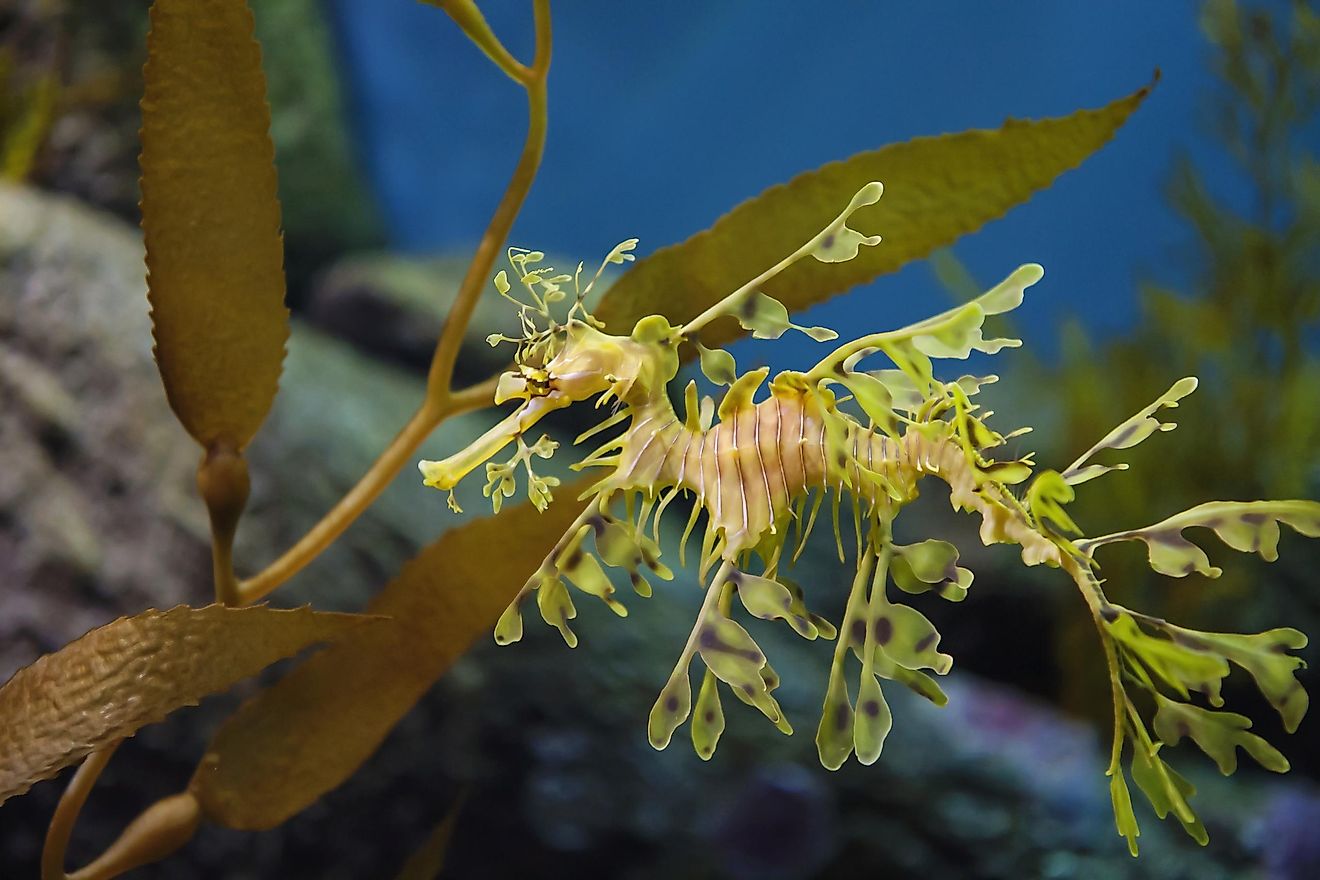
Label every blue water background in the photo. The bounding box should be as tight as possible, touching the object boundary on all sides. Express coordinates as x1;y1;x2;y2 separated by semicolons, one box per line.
326;1;1254;367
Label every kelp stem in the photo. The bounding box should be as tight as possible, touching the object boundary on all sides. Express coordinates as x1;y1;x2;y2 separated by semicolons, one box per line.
42;742;121;880
426;0;551;401
196;445;249;606
428;0;533;84
238;402;443;604
236;2;553;604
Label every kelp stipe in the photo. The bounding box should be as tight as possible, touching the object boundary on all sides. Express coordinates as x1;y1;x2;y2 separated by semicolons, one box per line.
418;182;1316;856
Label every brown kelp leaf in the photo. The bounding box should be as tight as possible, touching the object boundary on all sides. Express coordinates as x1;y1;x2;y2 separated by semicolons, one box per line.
140;0;289;449
0;605;370;804
191;488;590;830
594;80;1154;348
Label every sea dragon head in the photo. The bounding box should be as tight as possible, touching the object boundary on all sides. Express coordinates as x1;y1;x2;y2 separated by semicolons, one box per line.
417;244;682;511
419;181;885;513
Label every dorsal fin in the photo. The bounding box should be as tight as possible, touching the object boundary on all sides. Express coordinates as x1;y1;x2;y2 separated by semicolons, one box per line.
718;367;769;421
682;379;702;431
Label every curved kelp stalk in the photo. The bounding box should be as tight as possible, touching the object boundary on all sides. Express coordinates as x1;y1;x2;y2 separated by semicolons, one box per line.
420;182;1316;857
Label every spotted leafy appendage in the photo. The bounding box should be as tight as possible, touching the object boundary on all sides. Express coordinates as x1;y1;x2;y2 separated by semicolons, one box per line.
1062;377;1198;486
1078;500;1320;577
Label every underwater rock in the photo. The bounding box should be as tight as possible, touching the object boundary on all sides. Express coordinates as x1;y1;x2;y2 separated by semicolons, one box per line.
16;0;380;279
0;181;506;873
0;181;470;668
306;252;518;379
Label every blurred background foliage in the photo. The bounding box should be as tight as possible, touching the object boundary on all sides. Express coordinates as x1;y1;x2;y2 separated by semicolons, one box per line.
1011;0;1320;766
1;0;1318;877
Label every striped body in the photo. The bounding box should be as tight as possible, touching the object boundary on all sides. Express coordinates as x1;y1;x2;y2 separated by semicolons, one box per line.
586;386;1059;565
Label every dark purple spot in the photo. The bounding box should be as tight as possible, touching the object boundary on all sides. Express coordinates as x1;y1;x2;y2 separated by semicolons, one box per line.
821;233;836;249
1173;632;1208;650
874;617;893;645
1241;512;1268;526
862;699;881;718
834;702;851;731
1100;606;1120;622
564;549;583;568
665;695;680;712
1108;424;1138;448
704;710;716;723
850;619;867;644
914;632;937;653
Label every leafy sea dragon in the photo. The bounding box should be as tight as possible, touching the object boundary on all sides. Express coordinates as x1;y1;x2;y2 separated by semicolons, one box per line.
418;182;1316;855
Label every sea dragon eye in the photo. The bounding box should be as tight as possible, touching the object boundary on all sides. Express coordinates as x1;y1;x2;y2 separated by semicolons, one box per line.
419;182;1316;856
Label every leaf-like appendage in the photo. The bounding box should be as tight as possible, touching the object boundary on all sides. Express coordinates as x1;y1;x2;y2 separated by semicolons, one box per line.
1164;624;1309;733
1107;613;1230;704
140;0;289;450
1063;377;1198;486
890;539;974;602
874;601;952;675
833;372;899;437
816;669;856;771
874;650;948;706
872;371;995;413
1078;500;1320;577
696;613;779;720
1110;770;1141;857
648;670;693;751
556;525;629;617
733;571;819;639
690;670;725;760
696;342;737;386
810;264;1040;389
852;675;893;766
0;605;371;804
1129;741;1204;843
1153;696;1289;775
1100;607;1307;851
734;291;838;342
594;81;1153;351
191;488;591;830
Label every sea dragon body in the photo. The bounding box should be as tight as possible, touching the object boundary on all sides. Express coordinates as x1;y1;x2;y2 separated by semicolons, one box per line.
419;183;1316;854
